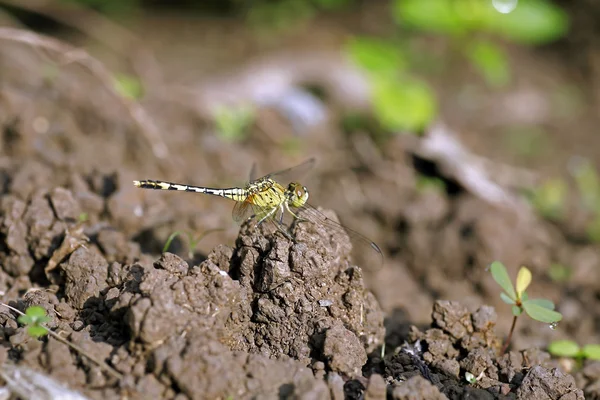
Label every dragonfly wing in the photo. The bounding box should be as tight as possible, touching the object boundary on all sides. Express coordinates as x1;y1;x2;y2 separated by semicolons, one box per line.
232;199;255;224
249;161;258;182
259;158;316;183
291;203;383;267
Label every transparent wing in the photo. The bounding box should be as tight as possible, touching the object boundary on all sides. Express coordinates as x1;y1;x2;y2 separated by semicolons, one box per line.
232;198;255;223
249;162;259;182
292;202;383;267
256;158;317;184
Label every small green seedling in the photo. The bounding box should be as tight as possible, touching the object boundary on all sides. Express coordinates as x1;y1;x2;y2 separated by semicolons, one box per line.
490;261;563;355
465;371;484;385
17;306;50;338
163;229;223;259
548;340;600;361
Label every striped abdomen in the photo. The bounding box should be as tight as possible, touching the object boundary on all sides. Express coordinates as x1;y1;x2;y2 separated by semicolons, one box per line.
133;180;248;202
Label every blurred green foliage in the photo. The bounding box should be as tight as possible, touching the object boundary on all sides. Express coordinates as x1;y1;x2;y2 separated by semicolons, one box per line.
528;178;568;220
548;263;571;283
114;73;144;100
548;340;600;361
528;158;600;243
503;125;549;158
347;0;569;133
214;104;256;142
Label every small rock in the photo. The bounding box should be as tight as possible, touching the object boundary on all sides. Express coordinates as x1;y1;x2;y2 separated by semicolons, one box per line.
49;187;81;221
432;300;473;341
322;323;367;376
365;373;386;400
327;373;345;400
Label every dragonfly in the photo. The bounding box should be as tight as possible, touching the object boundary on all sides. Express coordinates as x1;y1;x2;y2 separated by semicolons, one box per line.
133;158;383;266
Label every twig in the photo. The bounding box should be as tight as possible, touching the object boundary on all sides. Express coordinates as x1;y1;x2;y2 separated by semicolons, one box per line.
0;27;169;163
0;302;123;381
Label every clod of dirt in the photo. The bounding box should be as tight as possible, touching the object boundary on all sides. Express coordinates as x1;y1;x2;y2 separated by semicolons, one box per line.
322;322;368;376
123;252;245;345
432;300;474;341
152;330;327;400
49;187;82;222
62;246;109;309
45;222;89;277
516;366;584;400
364;373;386;400
0;196;34;276
228;209;385;374
392;375;446;400
391;300;584;399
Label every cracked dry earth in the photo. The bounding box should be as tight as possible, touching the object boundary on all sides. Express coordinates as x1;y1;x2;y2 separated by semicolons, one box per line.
0;178;592;400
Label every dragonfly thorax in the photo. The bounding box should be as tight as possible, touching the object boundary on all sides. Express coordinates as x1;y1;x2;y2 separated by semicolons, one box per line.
286;182;309;208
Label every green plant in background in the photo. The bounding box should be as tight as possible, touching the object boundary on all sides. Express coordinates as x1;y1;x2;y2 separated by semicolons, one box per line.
490;261;562;355
547;263;571;283
503;125;549;158
346;0;568;133
528;178;568;220
214;104;256;142
114;73;144;100
247;0;353;33
163;229;224;259
415;175;446;193
17;306;50;338
569;158;600;242
548;340;600;361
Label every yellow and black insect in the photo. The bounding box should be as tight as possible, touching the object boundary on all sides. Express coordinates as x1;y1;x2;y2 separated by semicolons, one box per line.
134;158;382;263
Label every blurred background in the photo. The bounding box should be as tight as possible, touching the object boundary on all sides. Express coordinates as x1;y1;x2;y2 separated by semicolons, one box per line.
1;0;599;354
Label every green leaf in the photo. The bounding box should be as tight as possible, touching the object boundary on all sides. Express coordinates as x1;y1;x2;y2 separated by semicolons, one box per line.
26;306;47;318
500;292;515;305
393;0;471;36
490;261;517;301
511;305;522;317
17;315;33;325
466;40;510;88
487;0;569;45
515;266;532;297
582;344;600;361
548;340;580;358
163;231;184;254
346;37;405;75
525;298;555;311
372;76;437;132
465;371;476;384
523;300;562;323
27;325;48;338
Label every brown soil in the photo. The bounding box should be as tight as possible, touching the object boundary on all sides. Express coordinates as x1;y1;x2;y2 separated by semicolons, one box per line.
0;3;599;400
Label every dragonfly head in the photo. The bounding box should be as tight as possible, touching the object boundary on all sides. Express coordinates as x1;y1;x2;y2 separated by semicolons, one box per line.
287;182;309;208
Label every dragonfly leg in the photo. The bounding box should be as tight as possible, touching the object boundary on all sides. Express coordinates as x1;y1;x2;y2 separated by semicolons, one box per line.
284;202;307;223
256;206;277;227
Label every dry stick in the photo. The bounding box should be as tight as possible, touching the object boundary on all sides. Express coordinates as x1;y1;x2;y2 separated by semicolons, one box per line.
0;27;169;163
0;0;162;84
0;302;123;381
500;315;518;356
